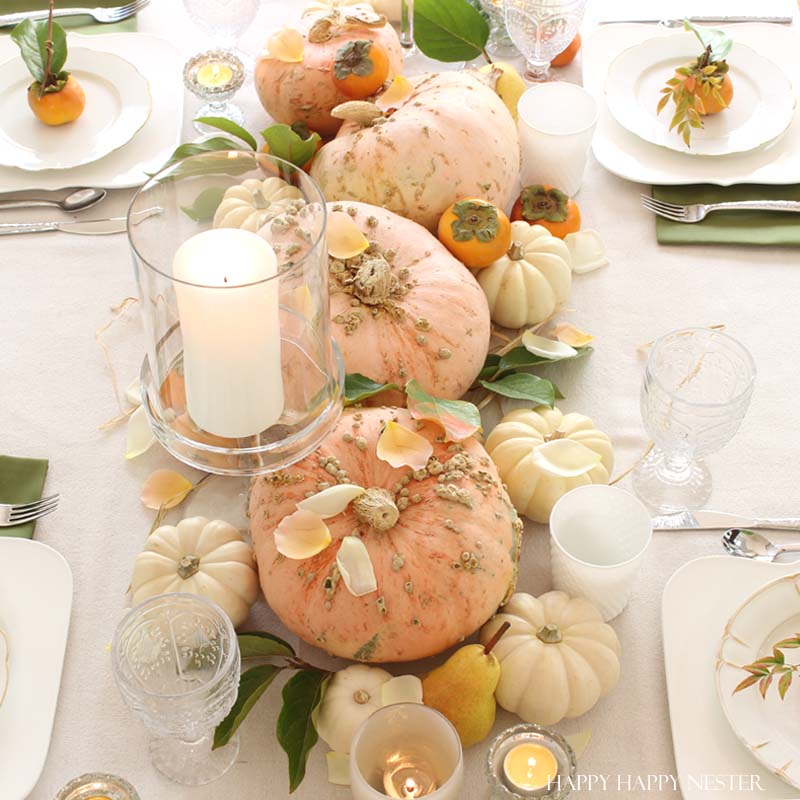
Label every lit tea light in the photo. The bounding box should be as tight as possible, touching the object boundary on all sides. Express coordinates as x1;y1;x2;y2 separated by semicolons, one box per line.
383;755;438;798
503;743;558;794
55;772;140;800
196;61;234;88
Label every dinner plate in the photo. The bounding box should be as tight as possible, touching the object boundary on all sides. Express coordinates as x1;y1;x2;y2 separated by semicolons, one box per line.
0;538;73;800
0;48;151;171
606;35;795;157
716;572;800;791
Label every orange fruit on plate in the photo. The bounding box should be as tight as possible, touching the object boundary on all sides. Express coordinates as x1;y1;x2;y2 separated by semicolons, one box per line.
511;185;581;239
437;198;512;269
551;33;581;67
678;69;734;115
27;74;85;126
332;39;390;99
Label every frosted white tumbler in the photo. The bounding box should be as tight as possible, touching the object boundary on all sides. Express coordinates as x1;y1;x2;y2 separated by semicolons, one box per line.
518;82;598;196
549;485;652;621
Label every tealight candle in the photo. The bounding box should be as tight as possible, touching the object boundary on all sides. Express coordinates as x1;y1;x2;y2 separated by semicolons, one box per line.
55;773;139;800
383;753;438;798
503;744;558;793
196;61;234;88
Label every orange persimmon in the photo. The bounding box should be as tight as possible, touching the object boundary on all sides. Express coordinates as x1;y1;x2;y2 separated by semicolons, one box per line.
27;74;85;126
437;198;512;269
551;33;581;67
331;39;390;99
511;185;581;239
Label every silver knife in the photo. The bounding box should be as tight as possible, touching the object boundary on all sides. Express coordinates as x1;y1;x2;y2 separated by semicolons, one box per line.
599;16;793;26
654;510;800;531
0;216;127;236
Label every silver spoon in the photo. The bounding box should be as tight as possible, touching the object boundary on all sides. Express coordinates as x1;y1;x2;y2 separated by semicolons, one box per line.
722;528;800;562
0;187;107;213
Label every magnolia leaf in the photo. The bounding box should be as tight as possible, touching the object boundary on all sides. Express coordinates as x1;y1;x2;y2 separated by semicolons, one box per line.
267;27;305;63
297;484;366;518
376;75;414;110
275;509;332;560
214;664;282;749
125;378;142;407
328;211;369;260
480;373;556;407
684;19;732;61
336;536;378;597
238;631;295;659
405;379;481;442
494;345;588;380
413;0;489;61
181;186;226;222
158;136;246;174
552;323;594;348
478;353;502;381
381;674;423;707
277;669;330;793
140;469;193;510
376;421;433;470
193;117;258;150
11;19;45;83
344;373;400;406
521;331;577;360
261;123;321;168
533;439;602;477
125;405;155;460
326;751;351;785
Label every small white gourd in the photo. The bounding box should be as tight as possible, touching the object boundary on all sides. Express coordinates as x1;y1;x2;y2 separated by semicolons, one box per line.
477;222;572;329
485;406;613;523
480;591;621;725
212;177;305;233
131;516;259;628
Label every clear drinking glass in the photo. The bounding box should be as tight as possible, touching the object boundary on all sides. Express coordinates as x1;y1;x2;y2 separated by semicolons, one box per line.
111;594;240;786
503;0;586;81
632;328;756;514
478;0;519;58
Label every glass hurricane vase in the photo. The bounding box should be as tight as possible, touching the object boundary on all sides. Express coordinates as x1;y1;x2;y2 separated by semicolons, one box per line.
128;150;344;476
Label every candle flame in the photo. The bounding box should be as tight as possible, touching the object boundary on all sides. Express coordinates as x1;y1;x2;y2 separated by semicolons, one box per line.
403;777;420;799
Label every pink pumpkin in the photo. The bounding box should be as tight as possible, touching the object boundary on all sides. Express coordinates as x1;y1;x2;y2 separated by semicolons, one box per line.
250;408;522;663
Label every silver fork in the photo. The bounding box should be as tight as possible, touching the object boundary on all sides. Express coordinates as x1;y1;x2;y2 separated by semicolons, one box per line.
641;194;800;223
0;0;149;27
0;495;59;527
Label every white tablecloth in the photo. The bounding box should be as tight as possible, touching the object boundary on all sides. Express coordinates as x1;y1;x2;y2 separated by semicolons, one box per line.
3;1;800;798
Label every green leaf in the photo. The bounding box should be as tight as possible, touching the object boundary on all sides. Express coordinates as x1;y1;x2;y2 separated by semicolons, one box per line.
344;373;399;406
480;373;556;407
774;637;800;649
11;19;45;83
405;378;481;441
733;673;761;694
683;19;732;62
656;94;671;115
156;136;247;175
261;123;321;168
239;631;296;659
495;345;591;380
778;670;793;700
477;353;502;381
277;669;330;793
759;673;773;699
413;0;489;62
194;117;258;150
213;664;282;749
45;20;67;76
181;186;226;222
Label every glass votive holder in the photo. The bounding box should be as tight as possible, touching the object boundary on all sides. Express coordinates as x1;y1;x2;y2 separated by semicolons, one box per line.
128;150;344;475
350;703;464;799
486;724;577;800
55;773;140;800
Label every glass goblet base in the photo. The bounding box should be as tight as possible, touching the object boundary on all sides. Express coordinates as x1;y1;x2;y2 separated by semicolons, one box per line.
193;101;245;133
632;448;712;514
524;59;553;82
149;730;240;785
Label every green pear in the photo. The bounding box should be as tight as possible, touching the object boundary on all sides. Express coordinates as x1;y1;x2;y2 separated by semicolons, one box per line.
422;622;510;747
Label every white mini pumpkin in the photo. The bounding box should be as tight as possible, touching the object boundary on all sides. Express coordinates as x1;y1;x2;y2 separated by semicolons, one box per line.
480;591;621;725
477;222;572;329
131;516;260;628
485;406;613;523
212;177;305;233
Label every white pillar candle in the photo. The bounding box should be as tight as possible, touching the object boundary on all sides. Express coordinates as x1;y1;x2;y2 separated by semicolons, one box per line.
172;228;284;439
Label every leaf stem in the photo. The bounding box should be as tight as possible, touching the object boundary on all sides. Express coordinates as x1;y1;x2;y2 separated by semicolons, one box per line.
42;0;55;96
482;48;493;64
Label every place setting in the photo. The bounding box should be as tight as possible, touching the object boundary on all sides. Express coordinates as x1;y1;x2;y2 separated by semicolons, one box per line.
2;0;800;799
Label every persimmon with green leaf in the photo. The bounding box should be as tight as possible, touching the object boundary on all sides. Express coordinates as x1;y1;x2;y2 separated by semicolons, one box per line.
11;0;85;126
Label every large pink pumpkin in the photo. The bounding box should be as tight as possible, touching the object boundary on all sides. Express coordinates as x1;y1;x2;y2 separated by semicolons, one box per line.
254;14;403;138
250;408;522;663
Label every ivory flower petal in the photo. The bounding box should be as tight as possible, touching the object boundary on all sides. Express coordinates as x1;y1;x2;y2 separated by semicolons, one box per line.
326;751;350;786
140;469;193;510
266;27;304;62
565;229;609;274
125;404;155;460
376;421;433;470
552;323;594;348
297;484;365;518
275;509;331;559
336;536;377;597
532;439;602;478
565;729;592;758
521;330;577;359
125;378;142;407
328;211;369;260
376;75;413;110
381;675;423;707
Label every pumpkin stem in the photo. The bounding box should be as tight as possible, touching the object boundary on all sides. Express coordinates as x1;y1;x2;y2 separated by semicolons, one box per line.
544;429;567;442
331;100;385;127
507;241;525;260
536;623;563;644
352;255;395;305
483;621;511;656
177;554;200;579
352;487;399;531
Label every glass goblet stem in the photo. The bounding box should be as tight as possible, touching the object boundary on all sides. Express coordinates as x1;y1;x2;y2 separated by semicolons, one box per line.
525;58;552;81
400;0;415;49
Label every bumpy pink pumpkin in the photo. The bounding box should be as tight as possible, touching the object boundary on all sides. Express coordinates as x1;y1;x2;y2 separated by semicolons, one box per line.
250;408;522;663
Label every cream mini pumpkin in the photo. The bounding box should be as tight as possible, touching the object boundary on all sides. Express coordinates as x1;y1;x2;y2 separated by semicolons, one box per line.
213;177;305;233
480;591;621;725
485;407;613;524
131;517;260;628
311;70;519;232
477;222;572;329
250;408;522;662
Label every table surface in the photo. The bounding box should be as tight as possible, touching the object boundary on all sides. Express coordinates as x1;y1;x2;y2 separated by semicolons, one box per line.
3;1;800;798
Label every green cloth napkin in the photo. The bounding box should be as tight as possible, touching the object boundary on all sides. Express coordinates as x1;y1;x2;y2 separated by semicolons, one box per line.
0;455;49;539
3;0;137;34
653;184;800;247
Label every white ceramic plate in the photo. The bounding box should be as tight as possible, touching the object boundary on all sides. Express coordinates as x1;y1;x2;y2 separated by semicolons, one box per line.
0;537;73;800
0;48;151;171
663;555;797;800
583;24;800;185
716;573;800;790
0;33;181;189
606;35;795;156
